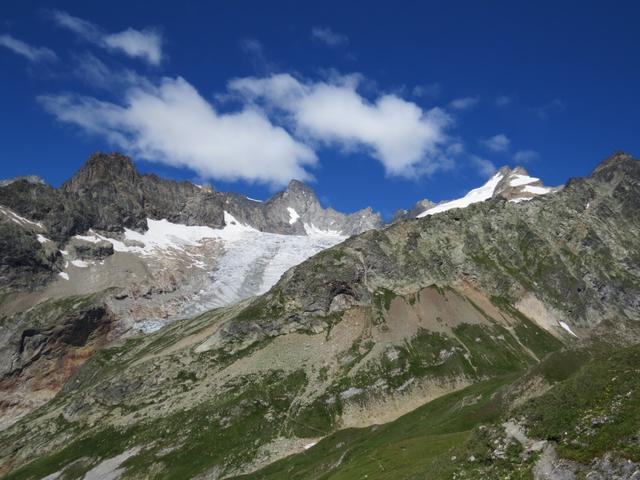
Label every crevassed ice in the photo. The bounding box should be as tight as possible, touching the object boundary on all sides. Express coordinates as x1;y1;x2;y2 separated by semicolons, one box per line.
179;217;345;316
73;212;347;321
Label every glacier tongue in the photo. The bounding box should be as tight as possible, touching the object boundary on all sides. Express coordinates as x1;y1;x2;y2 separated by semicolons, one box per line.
71;212;346;332
178;227;344;317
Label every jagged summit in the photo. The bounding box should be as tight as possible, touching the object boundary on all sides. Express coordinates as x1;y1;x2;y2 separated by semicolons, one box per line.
63;152;140;192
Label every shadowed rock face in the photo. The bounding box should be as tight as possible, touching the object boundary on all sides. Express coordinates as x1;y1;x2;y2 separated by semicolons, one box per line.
62;152;227;233
0;293;115;430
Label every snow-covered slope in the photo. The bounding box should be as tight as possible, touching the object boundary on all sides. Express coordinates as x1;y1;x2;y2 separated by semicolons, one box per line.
416;166;557;218
417;172;505;217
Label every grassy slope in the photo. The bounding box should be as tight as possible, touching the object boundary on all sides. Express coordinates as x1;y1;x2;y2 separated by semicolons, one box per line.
238;343;640;480
1;291;567;480
235;374;518;480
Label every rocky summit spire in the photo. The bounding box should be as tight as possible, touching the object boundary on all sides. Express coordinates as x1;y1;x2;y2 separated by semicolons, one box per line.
62;152;140;193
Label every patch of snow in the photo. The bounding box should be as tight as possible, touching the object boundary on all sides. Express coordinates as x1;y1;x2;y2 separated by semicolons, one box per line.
287;207;300;224
303;223;343;238
75;213;255;256
41;473;61;480
1;207;44;229
136;319;165;334
340;387;364;400
303;442;318;450
36;234;49;244
71;259;89;268
523;185;552;195
60;250;69;256
58;272;69;280
509;174;540;187
81;447;140;480
417;172;504;217
397;378;415;391
559;321;578;337
509;197;531;203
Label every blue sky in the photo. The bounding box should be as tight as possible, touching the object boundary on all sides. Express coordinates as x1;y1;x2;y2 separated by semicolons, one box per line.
1;1;639;219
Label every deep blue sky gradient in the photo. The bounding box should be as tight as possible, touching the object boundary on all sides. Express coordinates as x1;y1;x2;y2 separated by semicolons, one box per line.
1;0;639;219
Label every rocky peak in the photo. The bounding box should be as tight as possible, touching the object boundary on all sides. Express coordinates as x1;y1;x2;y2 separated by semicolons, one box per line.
392;198;437;222
492;165;555;202
590;151;639;183
272;179;321;212
0;175;46;188
62;152;141;193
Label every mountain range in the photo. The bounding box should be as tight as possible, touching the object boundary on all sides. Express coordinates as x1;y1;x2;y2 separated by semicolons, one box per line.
0;151;638;480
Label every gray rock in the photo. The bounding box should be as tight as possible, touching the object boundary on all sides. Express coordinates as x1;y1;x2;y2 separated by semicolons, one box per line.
68;238;114;260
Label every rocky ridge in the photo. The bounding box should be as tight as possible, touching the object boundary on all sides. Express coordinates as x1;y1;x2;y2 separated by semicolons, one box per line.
0;152;637;479
394;165;558;221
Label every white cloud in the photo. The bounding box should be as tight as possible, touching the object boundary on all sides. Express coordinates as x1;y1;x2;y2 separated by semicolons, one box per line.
413;82;442;98
51;10;162;65
470;155;497;177
449;96;479;110
229;73;453;177
514;149;540;163
311;26;349;47
481;133;510;152
72;52;151;90
495;95;512;107
447;142;465;156
532;98;565;119
0;34;57;63
238;37;276;72
38;76;317;186
103;28;162;65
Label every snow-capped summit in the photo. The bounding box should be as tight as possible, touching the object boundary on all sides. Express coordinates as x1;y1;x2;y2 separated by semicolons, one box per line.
492;166;557;203
415;166;558;218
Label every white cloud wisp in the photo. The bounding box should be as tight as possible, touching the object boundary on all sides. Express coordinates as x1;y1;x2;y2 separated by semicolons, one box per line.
311;27;349;47
0;34;57;63
38;77;317;186
51;10;162;65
